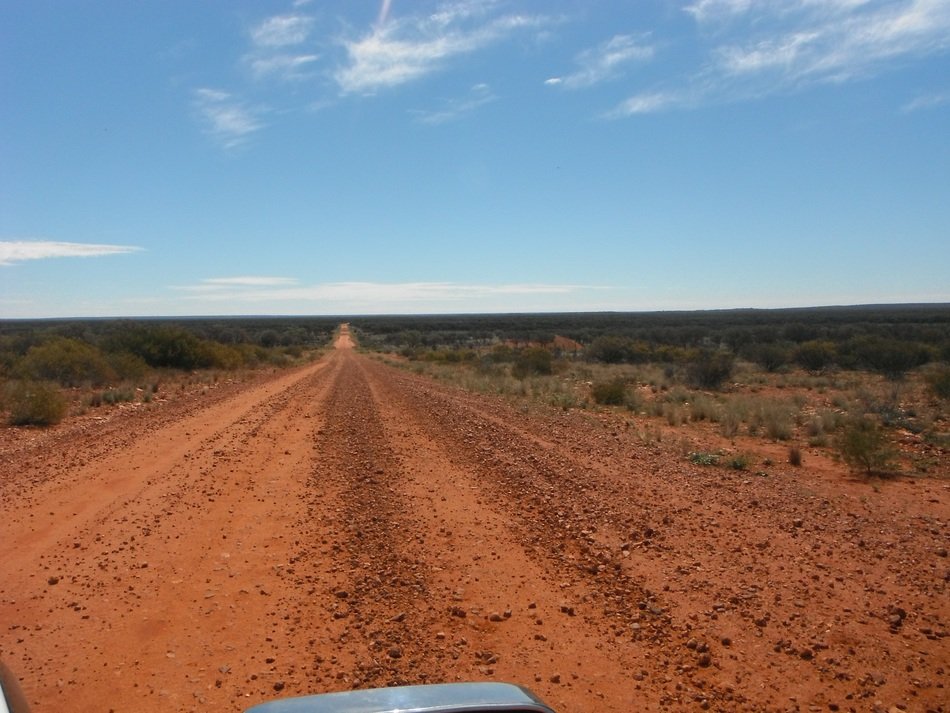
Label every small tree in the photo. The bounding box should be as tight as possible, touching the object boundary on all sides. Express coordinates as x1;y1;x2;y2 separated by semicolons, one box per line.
836;415;896;476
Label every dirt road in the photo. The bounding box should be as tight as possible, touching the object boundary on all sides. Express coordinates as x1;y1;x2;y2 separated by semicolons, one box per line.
1;328;947;712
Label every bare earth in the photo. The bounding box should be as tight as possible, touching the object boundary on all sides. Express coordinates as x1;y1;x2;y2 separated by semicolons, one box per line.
1;327;947;713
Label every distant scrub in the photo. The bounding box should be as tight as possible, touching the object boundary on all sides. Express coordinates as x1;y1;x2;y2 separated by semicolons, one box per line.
108;325;220;370
0;318;331;428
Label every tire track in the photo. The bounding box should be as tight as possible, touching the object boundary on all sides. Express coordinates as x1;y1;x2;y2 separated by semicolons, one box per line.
299;349;448;690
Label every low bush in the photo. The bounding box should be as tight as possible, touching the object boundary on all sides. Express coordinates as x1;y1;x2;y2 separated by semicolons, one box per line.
102;387;136;405
4;380;67;426
512;347;553;378
17;338;114;387
788;446;802;466
688;451;719;466
689;394;721;422
795;340;836;373
728;453;751;470
686;348;734;390
836;415;897;475
591;378;627;406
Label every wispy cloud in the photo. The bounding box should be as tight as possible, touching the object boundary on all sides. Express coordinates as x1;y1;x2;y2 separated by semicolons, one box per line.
902;89;950;112
246;12;319;81
247;53;320;81
192;88;263;147
605;91;686;118
545;34;654;90
251;14;314;48
174;279;597;304
335;1;550;94
413;83;497;124
613;0;950;116
710;1;950;84
0;240;141;266
200;276;300;287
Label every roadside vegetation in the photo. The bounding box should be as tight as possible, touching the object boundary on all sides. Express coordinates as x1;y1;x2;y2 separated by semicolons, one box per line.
351;305;949;480
0;318;337;426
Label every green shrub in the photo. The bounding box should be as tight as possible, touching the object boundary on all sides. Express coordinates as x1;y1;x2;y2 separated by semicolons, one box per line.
795;340;836;373
17;338;114;387
109;325;214;370
591;378;627;406
585;336;630;364
101;387;135;405
512;347;553;378
836;415;897;475
4;380;67;426
107;351;149;382
747;399;795;440
728;453;751;470
745;342;791;372
688;451;719;466
851;336;931;380
686;348;734;390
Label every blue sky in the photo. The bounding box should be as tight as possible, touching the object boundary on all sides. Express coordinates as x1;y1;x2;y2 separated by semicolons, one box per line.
2;0;948;318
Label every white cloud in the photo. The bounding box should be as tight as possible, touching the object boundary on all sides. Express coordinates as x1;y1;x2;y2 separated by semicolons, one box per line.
711;1;950;84
251;14;314;48
413;83;497;124
546;34;654;90
247;53;320;81
616;0;950;117
173;280;595;304
192;88;263;147
335;1;550;94
245;11;320;82
201;277;300;287
902;89;950;112
0;240;141;266
684;0;754;23
606;91;683;118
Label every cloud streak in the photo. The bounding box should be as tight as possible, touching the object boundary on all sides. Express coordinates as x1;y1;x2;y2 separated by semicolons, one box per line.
0;240;141;266
174;279;599;304
413;83;497;124
245;11;319;81
335;1;550;94
251;14;314;48
545;34;654;90
193;88;263;147
200;276;300;287
902;89;950;112
611;0;950;116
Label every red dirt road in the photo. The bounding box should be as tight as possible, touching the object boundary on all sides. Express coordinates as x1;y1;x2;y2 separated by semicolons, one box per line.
1;328;947;712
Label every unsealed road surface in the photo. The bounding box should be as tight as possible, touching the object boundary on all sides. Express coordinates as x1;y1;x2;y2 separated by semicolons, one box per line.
1;330;947;712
